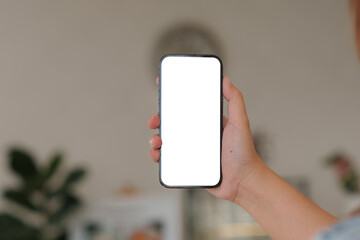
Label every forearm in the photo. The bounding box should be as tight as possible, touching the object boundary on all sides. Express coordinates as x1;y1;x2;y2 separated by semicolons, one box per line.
234;159;336;240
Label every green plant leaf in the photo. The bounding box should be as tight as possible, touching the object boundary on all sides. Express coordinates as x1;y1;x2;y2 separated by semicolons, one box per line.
8;148;38;181
0;213;41;240
44;153;63;181
59;168;86;193
55;230;67;240
0;213;23;228
3;189;38;211
49;194;81;224
49;167;86;199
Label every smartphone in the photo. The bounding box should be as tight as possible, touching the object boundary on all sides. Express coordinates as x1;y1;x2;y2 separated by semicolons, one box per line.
159;54;223;188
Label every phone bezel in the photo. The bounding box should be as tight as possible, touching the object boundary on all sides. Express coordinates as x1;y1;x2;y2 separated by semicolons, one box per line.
158;54;223;189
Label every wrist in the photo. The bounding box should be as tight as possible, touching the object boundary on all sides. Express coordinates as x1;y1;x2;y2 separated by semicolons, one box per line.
233;157;270;206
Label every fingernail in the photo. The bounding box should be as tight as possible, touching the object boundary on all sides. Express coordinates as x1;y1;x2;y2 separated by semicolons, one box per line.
149;138;154;146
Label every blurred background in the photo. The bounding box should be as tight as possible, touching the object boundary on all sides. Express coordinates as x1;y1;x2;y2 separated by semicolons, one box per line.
0;0;360;239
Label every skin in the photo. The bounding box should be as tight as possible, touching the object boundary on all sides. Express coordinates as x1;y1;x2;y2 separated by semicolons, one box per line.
148;76;336;240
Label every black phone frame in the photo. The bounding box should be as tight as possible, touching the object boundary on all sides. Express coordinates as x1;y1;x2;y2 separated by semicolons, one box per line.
158;54;223;189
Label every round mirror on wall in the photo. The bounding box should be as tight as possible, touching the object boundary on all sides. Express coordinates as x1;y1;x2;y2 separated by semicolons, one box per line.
152;23;225;80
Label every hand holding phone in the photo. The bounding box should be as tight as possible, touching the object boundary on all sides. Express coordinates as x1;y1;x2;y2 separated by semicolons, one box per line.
148;64;259;198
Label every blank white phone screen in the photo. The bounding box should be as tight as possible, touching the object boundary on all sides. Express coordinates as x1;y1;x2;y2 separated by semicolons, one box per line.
159;55;222;187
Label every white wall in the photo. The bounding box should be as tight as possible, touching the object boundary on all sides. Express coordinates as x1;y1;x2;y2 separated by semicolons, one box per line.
0;0;359;217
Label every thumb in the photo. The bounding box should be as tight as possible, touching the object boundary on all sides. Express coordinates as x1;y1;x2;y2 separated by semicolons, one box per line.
222;76;249;126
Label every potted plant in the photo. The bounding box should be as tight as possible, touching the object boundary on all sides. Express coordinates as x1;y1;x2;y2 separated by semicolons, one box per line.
0;147;87;240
